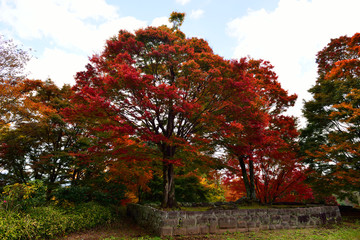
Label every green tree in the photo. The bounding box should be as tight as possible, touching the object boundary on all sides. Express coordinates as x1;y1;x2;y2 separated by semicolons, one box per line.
0;80;83;198
300;33;360;202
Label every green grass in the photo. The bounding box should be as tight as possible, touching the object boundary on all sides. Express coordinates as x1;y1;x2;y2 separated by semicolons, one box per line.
223;225;360;240
91;220;360;240
177;204;312;212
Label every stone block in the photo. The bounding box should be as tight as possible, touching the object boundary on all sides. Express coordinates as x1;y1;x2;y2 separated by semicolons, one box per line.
319;212;327;224
248;209;257;215
219;217;237;229
163;219;178;226
335;209;341;217
298;215;310;224
213;209;226;216
180;218;196;227
197;217;208;225
247;222;257;228
160;226;173;236
225;210;233;216
234;209;248;216
275;224;283;229
237;220;247;228
167;211;179;219
256;209;267;216
312;207;322;214
199;226;209;234
127;203;342;237
198;216;217;225
209;222;218;234
241;215;251;221
250;215;259;223
260;216;270;225
289;215;297;225
186;226;200;235
309;220;317;226
296;208;307;215
270;215;281;224
267;209;279;215
281;215;290;222
186;211;200;216
282;222;290;229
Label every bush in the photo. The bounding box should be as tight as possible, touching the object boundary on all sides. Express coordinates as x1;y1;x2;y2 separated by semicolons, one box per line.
1;180;47;211
53;185;92;205
27;206;69;238
68;202;113;229
0;210;37;239
140;174;217;203
54;183;127;206
0;202;114;239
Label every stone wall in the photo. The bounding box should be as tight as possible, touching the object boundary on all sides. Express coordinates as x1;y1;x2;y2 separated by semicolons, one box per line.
127;204;342;236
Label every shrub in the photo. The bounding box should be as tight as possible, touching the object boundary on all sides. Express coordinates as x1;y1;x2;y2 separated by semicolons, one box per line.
0;210;37;239
54;183;127;206
69;202;113;229
26;206;69;238
0;202;114;239
1;180;47;211
139;174;218;203
53;185;92;205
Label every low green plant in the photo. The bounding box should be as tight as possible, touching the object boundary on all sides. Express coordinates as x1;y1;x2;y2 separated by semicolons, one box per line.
54;183;127;206
0;202;114;239
0;180;47;211
53;185;92;205
69;201;113;229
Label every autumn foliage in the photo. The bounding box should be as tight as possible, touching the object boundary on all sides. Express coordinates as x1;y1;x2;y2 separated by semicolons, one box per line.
64;18;265;207
301;33;360;202
220;59;313;204
0;13;325;207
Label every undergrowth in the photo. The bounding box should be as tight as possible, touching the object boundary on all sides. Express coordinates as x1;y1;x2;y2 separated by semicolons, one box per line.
0;202;114;239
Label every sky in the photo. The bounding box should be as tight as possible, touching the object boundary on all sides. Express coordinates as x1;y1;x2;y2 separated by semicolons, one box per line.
0;0;359;126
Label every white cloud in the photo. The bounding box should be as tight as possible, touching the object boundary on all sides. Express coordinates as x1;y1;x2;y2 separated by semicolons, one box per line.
190;9;204;19
176;0;191;5
27;48;87;86
0;0;147;53
56;0;118;20
0;0;147;86
227;0;360;124
151;17;172;28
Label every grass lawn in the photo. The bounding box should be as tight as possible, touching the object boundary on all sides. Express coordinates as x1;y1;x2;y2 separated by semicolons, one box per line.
60;208;360;240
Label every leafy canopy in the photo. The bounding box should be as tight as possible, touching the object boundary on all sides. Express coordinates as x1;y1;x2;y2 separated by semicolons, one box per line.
301;33;360;202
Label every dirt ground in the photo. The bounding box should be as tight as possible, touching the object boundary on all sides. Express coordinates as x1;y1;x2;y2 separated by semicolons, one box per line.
61;217;153;240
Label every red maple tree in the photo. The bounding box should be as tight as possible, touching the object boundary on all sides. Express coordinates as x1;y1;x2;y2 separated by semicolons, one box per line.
220;58;312;203
64;13;260;208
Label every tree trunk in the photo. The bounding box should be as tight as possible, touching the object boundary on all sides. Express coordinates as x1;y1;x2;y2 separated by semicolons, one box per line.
238;155;251;198
248;159;256;200
161;146;178;208
161;162;177;208
238;155;257;201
